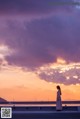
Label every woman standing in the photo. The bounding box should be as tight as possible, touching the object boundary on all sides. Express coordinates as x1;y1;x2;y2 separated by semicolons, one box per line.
56;85;62;111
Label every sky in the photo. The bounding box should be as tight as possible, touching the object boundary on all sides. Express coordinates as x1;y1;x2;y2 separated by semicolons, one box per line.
0;0;80;101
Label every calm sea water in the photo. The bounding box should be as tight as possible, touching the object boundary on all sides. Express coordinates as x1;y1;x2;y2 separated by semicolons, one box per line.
0;104;80;107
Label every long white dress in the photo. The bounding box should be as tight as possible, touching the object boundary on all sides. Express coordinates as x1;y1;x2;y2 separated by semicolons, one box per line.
56;90;62;110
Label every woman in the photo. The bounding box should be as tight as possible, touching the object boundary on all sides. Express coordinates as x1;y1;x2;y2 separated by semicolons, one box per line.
56;85;62;111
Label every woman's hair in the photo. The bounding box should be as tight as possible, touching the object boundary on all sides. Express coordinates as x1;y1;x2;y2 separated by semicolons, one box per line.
56;85;62;95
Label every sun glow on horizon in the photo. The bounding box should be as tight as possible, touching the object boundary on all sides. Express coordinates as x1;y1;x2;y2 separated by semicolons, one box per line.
0;56;80;101
57;57;67;64
0;45;9;56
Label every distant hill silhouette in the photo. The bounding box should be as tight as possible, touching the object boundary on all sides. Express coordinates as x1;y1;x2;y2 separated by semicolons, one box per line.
0;97;7;102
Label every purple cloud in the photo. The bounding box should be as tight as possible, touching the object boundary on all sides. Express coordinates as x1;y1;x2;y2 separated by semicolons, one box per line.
0;0;80;71
0;0;75;16
37;64;80;85
0;0;80;85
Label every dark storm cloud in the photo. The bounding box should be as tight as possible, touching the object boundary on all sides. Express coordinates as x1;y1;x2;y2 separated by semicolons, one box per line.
0;0;80;84
0;0;75;15
0;0;80;69
1;11;80;70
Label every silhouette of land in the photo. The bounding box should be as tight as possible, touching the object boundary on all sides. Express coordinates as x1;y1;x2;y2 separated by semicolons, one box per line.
0;97;7;102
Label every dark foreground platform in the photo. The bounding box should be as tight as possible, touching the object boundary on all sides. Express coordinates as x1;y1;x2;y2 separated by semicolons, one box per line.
0;106;80;119
12;111;80;119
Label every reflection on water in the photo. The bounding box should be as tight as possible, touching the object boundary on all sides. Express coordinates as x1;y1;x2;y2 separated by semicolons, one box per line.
0;104;80;107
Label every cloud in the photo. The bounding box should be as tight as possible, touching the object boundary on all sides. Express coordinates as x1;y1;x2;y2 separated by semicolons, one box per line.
0;0;80;71
37;63;80;85
0;0;80;85
3;13;80;69
0;0;74;16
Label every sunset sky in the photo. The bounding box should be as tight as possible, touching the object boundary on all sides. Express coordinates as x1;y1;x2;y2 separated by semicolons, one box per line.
0;0;80;101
